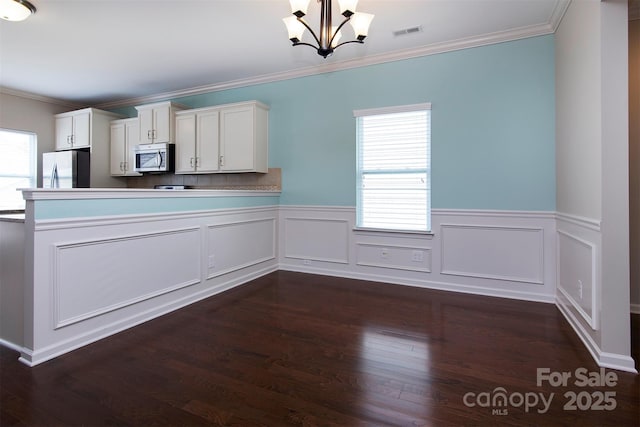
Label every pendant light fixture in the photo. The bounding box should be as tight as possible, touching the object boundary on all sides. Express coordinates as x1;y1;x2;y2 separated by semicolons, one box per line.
0;0;36;21
283;0;374;58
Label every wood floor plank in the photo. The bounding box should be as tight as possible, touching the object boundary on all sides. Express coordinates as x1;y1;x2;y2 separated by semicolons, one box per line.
1;271;638;426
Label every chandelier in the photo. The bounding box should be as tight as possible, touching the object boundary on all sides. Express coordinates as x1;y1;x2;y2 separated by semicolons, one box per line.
283;0;374;58
0;0;36;21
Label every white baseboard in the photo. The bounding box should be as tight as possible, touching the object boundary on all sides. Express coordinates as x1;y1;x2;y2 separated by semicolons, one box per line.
279;263;556;304
0;338;23;353
556;297;638;374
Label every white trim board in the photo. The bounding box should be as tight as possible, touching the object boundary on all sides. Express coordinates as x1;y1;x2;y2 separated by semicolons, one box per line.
556;297;638;373
95;0;571;110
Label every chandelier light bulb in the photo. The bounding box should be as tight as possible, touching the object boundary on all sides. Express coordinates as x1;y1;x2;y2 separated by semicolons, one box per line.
289;0;311;17
337;0;358;16
283;16;306;42
350;12;374;40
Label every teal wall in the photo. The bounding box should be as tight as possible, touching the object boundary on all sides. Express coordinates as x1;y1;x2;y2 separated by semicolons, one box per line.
33;196;280;220
115;35;556;211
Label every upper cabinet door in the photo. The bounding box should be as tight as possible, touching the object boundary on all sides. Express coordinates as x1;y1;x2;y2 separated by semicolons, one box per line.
110;122;126;176
55;116;73;150
136;102;181;144
71;110;91;148
138;108;155;143
124;120;141;175
220;106;254;171
153;104;171;143
196;109;220;173
175;113;197;173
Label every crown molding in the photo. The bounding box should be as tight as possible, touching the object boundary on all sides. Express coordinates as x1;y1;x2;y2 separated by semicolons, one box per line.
550;0;571;31
96;2;566;110
0;86;84;109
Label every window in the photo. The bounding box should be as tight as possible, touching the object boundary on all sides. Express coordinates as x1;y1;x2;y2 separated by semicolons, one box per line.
0;129;37;210
355;103;431;232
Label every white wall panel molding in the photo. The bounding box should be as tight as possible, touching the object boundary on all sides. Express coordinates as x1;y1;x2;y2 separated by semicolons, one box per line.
433;208;556;220
556;211;601;231
21;206;279;366
0;221;25;348
556;230;598;329
552;213;638;370
440;224;545;285
280;264;556;304
33;206;280;232
278;206;556;302
283;217;350;264
20;263;278;367
52;227;202;329
556;294;637;373
356;242;432;273
206;218;276;279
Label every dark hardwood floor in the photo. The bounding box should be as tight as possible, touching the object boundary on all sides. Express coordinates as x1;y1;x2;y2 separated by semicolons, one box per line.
1;271;638;426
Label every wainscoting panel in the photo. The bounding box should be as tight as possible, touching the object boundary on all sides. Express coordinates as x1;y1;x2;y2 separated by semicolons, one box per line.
207;218;276;278
279;206;556;303
557;230;597;329
440;224;544;285
356;242;432;272
53;227;202;328
283;217;350;264
22;206;279;366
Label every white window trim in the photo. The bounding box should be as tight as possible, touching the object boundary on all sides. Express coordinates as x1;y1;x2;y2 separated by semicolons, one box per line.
354;103;432;233
353;102;431;118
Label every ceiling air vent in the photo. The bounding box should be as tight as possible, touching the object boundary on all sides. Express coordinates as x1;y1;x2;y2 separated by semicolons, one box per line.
393;26;423;37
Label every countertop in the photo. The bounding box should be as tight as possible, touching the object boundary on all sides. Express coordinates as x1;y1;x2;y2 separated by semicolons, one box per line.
0;213;25;223
20;188;281;201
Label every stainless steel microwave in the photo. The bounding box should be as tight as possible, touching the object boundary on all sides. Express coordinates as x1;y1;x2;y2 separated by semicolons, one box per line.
134;143;175;173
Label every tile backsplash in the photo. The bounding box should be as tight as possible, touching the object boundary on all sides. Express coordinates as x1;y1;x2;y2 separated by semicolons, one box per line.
125;168;281;191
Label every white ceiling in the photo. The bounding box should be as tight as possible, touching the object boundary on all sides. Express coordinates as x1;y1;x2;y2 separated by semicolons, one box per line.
0;0;569;108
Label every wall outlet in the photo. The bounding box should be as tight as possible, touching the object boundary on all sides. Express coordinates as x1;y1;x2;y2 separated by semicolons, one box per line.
380;248;390;259
411;250;424;262
578;279;583;299
208;255;215;268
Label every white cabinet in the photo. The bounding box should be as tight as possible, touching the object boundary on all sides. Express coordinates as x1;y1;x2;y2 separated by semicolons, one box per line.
219;102;268;173
175;109;220;173
135;101;185;144
110;118;141;176
55;109;91;150
174;101;268;174
53;108;126;188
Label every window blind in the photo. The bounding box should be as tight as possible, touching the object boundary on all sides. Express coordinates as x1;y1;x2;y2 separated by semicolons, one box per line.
355;105;431;232
0;129;37;210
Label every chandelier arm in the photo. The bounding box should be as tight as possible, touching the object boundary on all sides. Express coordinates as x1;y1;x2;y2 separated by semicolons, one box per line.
333;39;365;49
291;41;321;51
296;17;322;49
328;16;351;48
